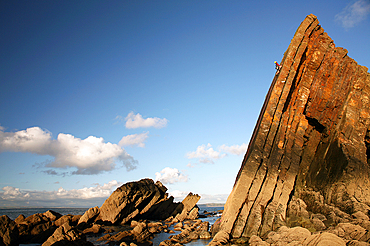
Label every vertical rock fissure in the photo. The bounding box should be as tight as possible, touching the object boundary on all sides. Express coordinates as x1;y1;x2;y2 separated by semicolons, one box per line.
230;157;267;238
258;174;281;235
282;49;308;114
288;167;299;204
239;163;270;237
365;129;370;165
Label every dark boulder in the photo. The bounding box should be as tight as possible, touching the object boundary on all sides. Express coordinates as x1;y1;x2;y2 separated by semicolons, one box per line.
98;178;200;225
42;221;93;246
0;215;19;246
16;212;57;243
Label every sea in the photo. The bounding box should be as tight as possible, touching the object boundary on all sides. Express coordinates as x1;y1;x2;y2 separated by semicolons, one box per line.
0;205;224;246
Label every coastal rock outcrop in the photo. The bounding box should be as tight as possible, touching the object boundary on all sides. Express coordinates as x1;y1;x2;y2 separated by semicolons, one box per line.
159;220;210;246
99;179;163;224
16;211;62;244
98;178;199;225
171;192;201;222
1;179;201;245
41;221;93;246
0;215;19;246
211;14;370;245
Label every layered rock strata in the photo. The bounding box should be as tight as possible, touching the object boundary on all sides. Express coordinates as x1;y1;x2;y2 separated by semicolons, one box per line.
212;14;370;243
172;192;201;222
97;178;199;225
98;178;176;224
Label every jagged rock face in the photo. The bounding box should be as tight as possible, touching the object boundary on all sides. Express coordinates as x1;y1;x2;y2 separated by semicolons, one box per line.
218;14;370;240
99;179;170;224
98;178;199;225
0;215;19;246
172;192;201;222
16;212;61;244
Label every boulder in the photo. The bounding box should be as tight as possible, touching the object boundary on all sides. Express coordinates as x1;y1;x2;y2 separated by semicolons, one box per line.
173;222;182;229
148;222;165;234
199;231;211;239
28;222;57;243
131;222;153;243
172;193;200;222
82;224;103;234
43;210;62;221
55;214;80;227
0;215;19;246
99;179;174;224
98;179;201;225
328;222;367;241
16;213;57;243
42;221;93;246
303;232;346;246
187;206;200;220
78;206;100;225
14;214;25;224
265;226;311;245
96;221;156;245
248;235;269;246
161;220;210;245
311;218;326;231
138;188;179;221
352;211;370;222
347;240;370;246
287;196;310;219
208;230;229;246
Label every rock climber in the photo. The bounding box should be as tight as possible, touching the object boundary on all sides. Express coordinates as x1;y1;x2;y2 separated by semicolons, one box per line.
274;61;282;71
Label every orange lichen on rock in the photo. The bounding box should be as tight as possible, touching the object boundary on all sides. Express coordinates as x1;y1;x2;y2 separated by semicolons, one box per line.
210;14;370;245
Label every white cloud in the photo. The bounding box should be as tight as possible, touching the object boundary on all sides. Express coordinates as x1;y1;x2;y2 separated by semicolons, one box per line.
219;143;248;155
125;112;168;129
0;126;137;175
335;0;370;29
168;190;189;201
186;143;226;164
198;193;229;204
55;180;122;199
0;180;123;207
0;127;53;155
186;143;247;164
2;186;28;199
155;167;188;184
118;132;149;148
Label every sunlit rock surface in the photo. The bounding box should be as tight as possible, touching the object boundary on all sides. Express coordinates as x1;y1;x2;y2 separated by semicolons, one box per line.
211;14;370;244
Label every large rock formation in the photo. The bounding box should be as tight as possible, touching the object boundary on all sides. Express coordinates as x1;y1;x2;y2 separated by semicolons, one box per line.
212;14;370;244
97;178;198;225
171;192;201;222
16;211;61;244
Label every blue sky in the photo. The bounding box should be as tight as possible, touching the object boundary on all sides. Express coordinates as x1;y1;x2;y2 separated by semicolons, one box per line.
1;0;369;207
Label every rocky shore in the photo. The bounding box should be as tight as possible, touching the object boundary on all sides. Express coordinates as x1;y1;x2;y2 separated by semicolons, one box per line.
3;184;370;246
2;13;370;246
0;178;211;246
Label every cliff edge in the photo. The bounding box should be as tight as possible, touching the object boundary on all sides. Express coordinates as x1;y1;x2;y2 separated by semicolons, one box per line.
211;14;370;244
